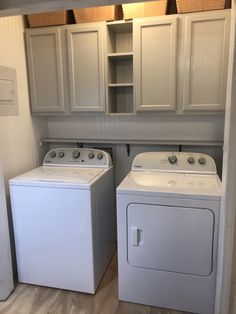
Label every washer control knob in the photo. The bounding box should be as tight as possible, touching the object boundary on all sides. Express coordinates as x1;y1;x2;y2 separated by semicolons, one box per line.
187;156;195;164
97;153;103;160
72;151;80;159
50;151;56;158
198;157;206;165
88;152;95;159
168;155;177;164
59;152;65;158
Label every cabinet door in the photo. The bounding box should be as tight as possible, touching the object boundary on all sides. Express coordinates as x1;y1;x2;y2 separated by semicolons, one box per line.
134;17;178;111
25;28;65;113
183;11;230;112
67;23;105;112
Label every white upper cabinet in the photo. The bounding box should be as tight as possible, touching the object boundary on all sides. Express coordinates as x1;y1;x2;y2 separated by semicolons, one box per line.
67;23;106;112
25;10;230;115
182;11;230;112
25;28;65;113
134;16;178;112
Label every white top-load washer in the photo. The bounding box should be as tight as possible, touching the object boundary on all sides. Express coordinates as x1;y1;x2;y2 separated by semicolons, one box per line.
10;148;115;294
117;152;221;314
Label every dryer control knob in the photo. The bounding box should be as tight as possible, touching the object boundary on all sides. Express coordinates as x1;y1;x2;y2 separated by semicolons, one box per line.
198;157;206;165
88;152;95;159
168;155;177;164
59;152;65;158
50;151;56;158
187;157;195;164
97;153;103;160
72;151;80;159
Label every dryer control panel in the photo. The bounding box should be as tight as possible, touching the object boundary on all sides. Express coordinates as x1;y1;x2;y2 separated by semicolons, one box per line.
132;152;216;174
43;148;112;168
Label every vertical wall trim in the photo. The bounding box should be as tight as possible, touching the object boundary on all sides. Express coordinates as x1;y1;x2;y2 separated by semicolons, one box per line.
215;3;236;314
0;155;14;300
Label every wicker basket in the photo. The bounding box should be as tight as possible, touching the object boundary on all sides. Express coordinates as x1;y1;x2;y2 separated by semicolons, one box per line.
176;0;226;13
27;11;71;27
122;1;168;20
73;5;123;23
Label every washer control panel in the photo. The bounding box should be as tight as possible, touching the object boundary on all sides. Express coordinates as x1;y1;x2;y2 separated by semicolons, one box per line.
43;148;112;168
132;152;216;174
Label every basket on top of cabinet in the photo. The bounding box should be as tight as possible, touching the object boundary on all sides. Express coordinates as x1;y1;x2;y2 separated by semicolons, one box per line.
73;5;123;23
27;11;73;28
176;0;228;13
122;0;168;20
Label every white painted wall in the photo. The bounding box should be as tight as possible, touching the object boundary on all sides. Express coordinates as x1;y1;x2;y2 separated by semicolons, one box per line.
0;15;48;278
47;114;225;143
0;15;48;189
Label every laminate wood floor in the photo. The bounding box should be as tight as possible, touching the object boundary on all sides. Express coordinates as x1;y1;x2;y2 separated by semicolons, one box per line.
0;254;189;314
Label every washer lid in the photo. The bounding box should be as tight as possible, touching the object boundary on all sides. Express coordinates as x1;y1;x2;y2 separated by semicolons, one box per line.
117;171;221;200
9;166;105;188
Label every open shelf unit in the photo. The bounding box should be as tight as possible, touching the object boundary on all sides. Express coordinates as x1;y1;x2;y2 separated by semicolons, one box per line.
106;21;134;115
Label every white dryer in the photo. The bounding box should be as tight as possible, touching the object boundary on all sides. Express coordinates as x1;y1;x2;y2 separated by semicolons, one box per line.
10;148;115;294
117;152;221;314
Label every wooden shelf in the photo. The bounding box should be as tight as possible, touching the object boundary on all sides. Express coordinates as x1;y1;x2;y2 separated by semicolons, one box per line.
108;83;133;87
109;112;136;116
106;20;132;33
108;52;133;60
40;138;224;147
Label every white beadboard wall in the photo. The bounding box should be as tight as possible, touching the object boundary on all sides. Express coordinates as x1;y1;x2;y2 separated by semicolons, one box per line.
0;15;48;277
0;16;48;190
47;114;224;142
47;105;225;183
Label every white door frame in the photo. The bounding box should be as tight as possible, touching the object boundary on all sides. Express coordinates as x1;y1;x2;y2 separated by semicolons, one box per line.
215;1;236;313
0;154;14;300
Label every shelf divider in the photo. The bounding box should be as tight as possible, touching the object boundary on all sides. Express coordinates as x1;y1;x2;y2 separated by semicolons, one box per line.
108;52;133;60
108;83;133;87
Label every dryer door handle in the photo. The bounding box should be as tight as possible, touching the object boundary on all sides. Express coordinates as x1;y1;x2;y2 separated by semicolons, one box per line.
131;226;139;246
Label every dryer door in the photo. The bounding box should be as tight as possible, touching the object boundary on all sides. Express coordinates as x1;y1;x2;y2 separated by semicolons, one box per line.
127;203;214;276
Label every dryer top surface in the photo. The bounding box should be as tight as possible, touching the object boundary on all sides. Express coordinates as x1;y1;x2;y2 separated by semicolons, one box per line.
117;171;221;200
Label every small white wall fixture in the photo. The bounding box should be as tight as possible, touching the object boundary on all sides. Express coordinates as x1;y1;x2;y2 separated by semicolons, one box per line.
0;65;18;116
